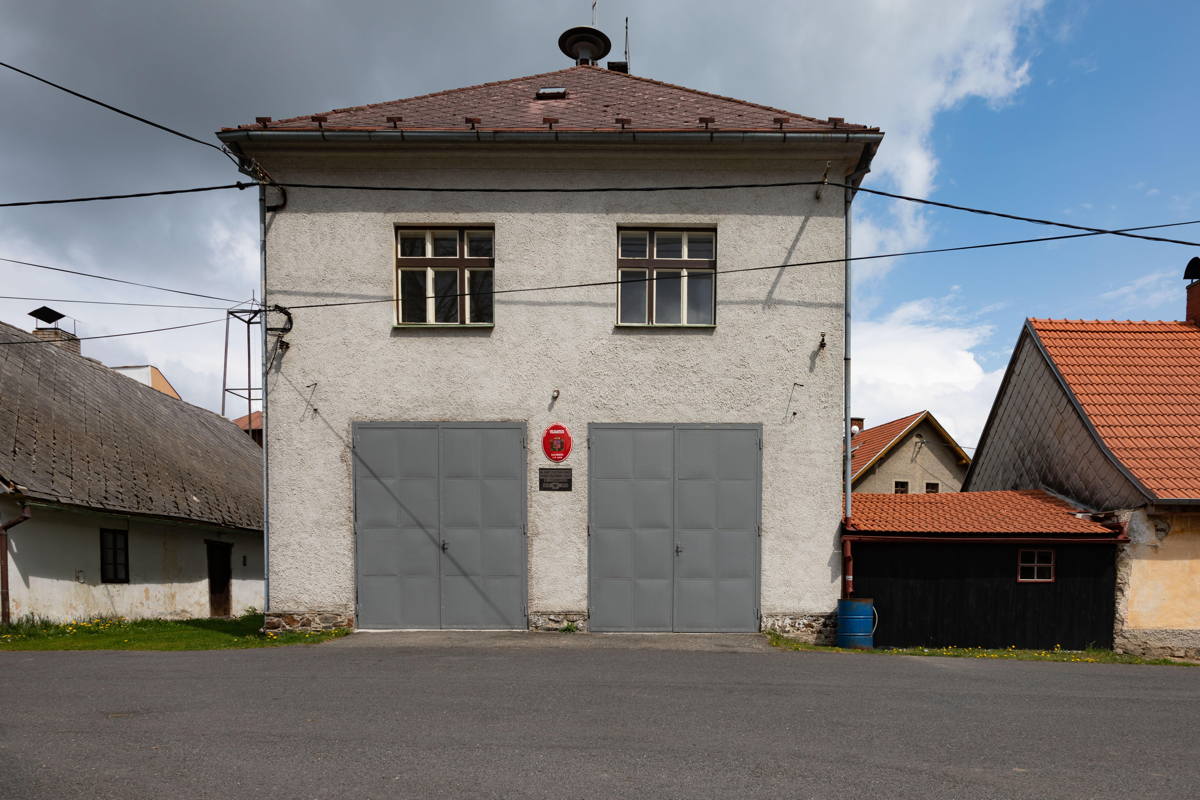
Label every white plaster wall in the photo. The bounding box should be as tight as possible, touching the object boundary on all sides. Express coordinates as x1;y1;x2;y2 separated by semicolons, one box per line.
2;498;263;622
253;143;858;620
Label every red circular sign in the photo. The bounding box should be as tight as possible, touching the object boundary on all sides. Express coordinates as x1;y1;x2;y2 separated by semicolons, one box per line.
542;424;572;463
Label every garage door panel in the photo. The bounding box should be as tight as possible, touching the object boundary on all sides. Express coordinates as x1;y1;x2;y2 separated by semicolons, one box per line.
718;530;756;579
355;423;525;631
676;529;716;579
633;578;672;630
441;478;482;527
592;480;635;528
482;478;522;527
632;528;673;580
674;578;717;632
717;430;758;480
592;528;633;579
676;430;718;480
717;578;757;630
633;430;674;479
717;480;756;530
633;481;672;529
676;480;717;530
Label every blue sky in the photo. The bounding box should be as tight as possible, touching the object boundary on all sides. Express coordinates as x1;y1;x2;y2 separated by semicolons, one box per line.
0;1;1194;446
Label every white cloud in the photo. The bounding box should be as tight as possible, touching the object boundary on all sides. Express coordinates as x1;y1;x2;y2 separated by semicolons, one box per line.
852;298;1006;448
1099;270;1179;316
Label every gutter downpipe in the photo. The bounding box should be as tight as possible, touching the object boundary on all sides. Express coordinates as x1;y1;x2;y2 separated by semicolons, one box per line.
843;183;853;525
1;502;32;625
258;182;270;614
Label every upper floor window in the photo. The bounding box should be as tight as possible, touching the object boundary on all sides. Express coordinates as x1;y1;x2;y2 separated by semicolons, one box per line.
893;481;909;494
617;229;716;326
925;482;940;494
395;227;494;325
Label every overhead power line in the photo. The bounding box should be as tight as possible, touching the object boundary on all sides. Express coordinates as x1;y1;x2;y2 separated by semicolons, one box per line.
0;183;250;208
0;317;226;346
279;217;1200;311
830;182;1200;248
0;295;228;310
0;61;239;165
0;256;243;304
3;174;1198;248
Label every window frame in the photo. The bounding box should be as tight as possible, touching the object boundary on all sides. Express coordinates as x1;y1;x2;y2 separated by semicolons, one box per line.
1017;548;1056;583
616;228;717;327
925;482;940;494
100;528;129;584
395;226;495;326
893;481;909;495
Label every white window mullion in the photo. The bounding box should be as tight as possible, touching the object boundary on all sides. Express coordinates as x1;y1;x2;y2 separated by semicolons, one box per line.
464;270;472;323
681;268;689;325
425;266;435;323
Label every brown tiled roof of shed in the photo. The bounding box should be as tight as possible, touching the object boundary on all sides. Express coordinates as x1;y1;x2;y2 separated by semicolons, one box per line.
845;490;1114;535
224;65;879;133
1028;318;1200;500
0;321;262;530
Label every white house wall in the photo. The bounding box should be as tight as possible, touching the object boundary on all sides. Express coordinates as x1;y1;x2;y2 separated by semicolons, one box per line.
2;498;263;622
253;144;856;632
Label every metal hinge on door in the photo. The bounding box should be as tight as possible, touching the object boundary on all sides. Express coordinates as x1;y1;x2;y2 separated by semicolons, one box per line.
758;436;763;450
523;523;528;536
756;523;762;536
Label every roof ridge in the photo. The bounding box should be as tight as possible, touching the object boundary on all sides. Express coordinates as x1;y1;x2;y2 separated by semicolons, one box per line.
267;65;585;126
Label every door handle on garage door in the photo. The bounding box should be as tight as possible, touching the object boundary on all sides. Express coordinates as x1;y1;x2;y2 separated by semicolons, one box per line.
441;540;449;552
675;544;683;556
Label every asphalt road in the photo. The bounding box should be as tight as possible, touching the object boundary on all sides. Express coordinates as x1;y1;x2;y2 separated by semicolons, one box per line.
1;632;1197;800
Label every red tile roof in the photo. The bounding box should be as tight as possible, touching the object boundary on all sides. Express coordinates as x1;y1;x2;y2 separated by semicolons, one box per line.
225;65;879;133
232;410;261;432
1029;319;1200;500
849;411;925;479
845;490;1114;535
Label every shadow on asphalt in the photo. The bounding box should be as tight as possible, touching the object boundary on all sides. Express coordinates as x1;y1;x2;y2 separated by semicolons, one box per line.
327;630;777;653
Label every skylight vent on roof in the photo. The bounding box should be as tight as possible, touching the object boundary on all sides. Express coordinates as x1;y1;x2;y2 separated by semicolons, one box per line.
535;87;568;100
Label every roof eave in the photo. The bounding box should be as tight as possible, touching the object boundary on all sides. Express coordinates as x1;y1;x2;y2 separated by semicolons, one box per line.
216;129;884;147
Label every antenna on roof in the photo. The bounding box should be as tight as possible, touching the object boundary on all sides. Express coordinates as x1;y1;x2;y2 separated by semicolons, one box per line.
592;0;597;27
625;16;630;64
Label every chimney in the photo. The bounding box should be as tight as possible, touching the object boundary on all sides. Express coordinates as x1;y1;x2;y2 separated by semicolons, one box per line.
850;417;865;435
27;306;80;356
30;327;81;356
1186;257;1200;323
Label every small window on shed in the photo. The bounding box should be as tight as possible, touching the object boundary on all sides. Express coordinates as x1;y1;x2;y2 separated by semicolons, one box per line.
925;482;940;494
893;481;909;494
1017;549;1055;583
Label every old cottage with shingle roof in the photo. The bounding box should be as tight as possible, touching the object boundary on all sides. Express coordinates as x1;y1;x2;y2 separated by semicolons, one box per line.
0;321;263;623
965;276;1200;659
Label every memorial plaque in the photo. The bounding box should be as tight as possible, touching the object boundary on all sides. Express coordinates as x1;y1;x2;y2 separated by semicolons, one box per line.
539;467;572;491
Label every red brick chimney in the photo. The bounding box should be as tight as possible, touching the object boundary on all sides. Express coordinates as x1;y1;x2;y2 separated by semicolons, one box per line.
31;327;81;356
1188;280;1200;324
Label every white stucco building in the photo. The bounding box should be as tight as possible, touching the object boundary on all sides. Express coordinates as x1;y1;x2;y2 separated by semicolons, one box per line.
0;322;263;623
220;31;882;635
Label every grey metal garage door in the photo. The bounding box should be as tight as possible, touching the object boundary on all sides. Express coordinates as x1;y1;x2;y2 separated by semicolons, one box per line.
589;424;761;632
353;422;526;629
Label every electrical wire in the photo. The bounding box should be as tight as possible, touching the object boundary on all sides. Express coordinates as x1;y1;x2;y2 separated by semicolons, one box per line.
279;217;1200;311
0;256;243;303
0;317;226;345
0;295;228;310
0;61;240;166
0;183;249;208
831;181;1199;247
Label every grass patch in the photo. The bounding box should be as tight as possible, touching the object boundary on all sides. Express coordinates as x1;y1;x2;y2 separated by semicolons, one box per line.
765;631;1193;666
0;613;349;651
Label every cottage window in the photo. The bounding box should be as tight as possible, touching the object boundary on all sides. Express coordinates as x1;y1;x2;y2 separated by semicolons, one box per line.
396;228;494;325
893;481;909;494
100;529;129;584
925;482;940;494
617;229;716;326
1017;549;1055;582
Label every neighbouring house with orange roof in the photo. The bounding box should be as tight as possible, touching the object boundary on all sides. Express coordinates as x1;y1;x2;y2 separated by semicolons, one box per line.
233;410;263;447
965;269;1200;659
843;490;1123;649
849;411;971;495
218;26;883;635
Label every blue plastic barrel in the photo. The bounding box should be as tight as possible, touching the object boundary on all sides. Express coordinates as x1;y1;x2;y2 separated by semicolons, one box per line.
836;598;876;649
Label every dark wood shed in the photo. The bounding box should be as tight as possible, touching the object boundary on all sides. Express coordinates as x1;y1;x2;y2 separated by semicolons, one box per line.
843;491;1124;650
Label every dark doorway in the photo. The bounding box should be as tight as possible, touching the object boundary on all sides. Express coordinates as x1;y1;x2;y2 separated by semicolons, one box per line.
205;541;233;618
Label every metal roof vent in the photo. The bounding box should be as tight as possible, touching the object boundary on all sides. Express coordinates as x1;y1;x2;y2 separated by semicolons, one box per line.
558;26;611;65
535;87;567;100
